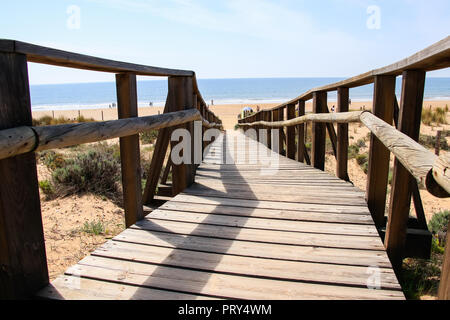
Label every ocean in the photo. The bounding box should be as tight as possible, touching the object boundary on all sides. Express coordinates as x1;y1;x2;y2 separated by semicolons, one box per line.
29;77;450;111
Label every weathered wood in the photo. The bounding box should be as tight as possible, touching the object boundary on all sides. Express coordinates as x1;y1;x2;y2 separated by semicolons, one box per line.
385;70;426;270
116;73;144;227
286;103;296;159
0;109;203;160
337;87;349;180
312;92;327;170
168;76;195;195
0;52;48;299
0;39;194;77
429;153;450;196
239;111;363;128
366;75;396;229
297;101;305;163
438;219;450;299
265;110;272;149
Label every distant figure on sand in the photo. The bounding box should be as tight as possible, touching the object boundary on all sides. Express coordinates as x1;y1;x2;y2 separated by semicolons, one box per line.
256;105;260;112
349;98;352;105
211;99;214;105
331;105;335;112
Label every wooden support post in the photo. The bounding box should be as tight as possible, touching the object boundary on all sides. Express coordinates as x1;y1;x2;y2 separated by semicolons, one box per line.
0;52;49;299
311;92;327;170
116;73;144;228
366;75;396;229
435;130;442;156
297;100;305;163
265;110;272;149
337;88;349;180
271;109;279;152
167;76;195;195
385;70;426;270
278;108;285;155
286;103;296;160
438;219;450;299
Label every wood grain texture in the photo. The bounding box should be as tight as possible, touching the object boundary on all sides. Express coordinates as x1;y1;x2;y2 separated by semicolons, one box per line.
116;73;144;227
438;219;450;299
286;103;296;159
0;52;48;299
312;92;327;171
337;87;349;180
385;70;426;271
365;75;396;228
37;131;403;300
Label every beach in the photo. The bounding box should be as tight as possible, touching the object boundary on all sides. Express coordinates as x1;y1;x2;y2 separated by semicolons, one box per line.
32;100;450;130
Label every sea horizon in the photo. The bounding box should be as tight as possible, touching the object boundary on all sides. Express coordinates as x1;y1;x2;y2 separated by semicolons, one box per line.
30;77;450;111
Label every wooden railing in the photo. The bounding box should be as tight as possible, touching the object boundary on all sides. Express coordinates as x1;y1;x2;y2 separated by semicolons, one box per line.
238;36;450;299
0;39;222;299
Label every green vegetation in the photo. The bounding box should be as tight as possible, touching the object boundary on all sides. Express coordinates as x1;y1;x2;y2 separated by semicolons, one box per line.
39;180;53;199
400;210;449;299
348;144;360;159
82;220;105;235
419;133;449;151
355;153;369;174
140;130;159;144
39;143;121;201
32;115;96;126
421;107;448;126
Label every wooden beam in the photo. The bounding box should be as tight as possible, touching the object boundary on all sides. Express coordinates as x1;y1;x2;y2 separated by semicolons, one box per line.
286;103;296;160
311;92;327;170
438;219;450;299
265;110;272;149
366;75;396;229
168;76;195;195
0;52;48;299
337;88;349;181
116;73;144;228
297;101;305;163
385;70;426;270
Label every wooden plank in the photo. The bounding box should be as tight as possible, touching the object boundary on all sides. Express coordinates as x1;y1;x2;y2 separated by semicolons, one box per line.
116;73;144;227
158;200;374;224
115;228;388;267
36;275;212;300
366;75;396;229
385;70;426;270
90;240;400;290
66;256;403;299
133;218;384;250
286;103;296;159
0;52;49;299
146;209;378;236
337;87;349;180
311;92;327;170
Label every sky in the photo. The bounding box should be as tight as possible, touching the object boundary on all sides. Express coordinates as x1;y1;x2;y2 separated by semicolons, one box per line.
0;0;449;84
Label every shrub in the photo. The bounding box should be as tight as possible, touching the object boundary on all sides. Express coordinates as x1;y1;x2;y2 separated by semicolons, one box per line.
32;115;96;126
356;139;366;148
39;150;66;170
355;153;368;165
428;210;449;246
419;133;449;151
51;144;121;198
82;220;105;235
140;130;159;144
422;107;447;126
39;180;53;199
348;144;360;159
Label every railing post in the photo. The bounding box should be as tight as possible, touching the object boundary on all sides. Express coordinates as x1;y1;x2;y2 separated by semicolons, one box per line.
266;110;272;149
278;108;285;155
0;52;49;299
311;91;327;170
116;73;144;228
366;75;396;229
297;100;305;163
385;70;426;270
286;103;296;160
336;87;349;180
167;76;195;195
438;219;450;299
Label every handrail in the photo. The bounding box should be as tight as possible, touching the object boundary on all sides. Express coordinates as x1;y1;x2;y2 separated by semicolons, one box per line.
0;39;194;77
0;109;221;160
238;111;449;198
242;36;450;115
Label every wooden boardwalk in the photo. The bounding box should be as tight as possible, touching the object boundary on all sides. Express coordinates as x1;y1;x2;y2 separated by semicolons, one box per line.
37;131;404;300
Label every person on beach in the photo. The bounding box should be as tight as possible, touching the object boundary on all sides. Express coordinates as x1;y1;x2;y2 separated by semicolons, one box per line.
331;105;335;112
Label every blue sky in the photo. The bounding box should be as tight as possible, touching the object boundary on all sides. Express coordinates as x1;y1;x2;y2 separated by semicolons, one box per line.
1;0;449;84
